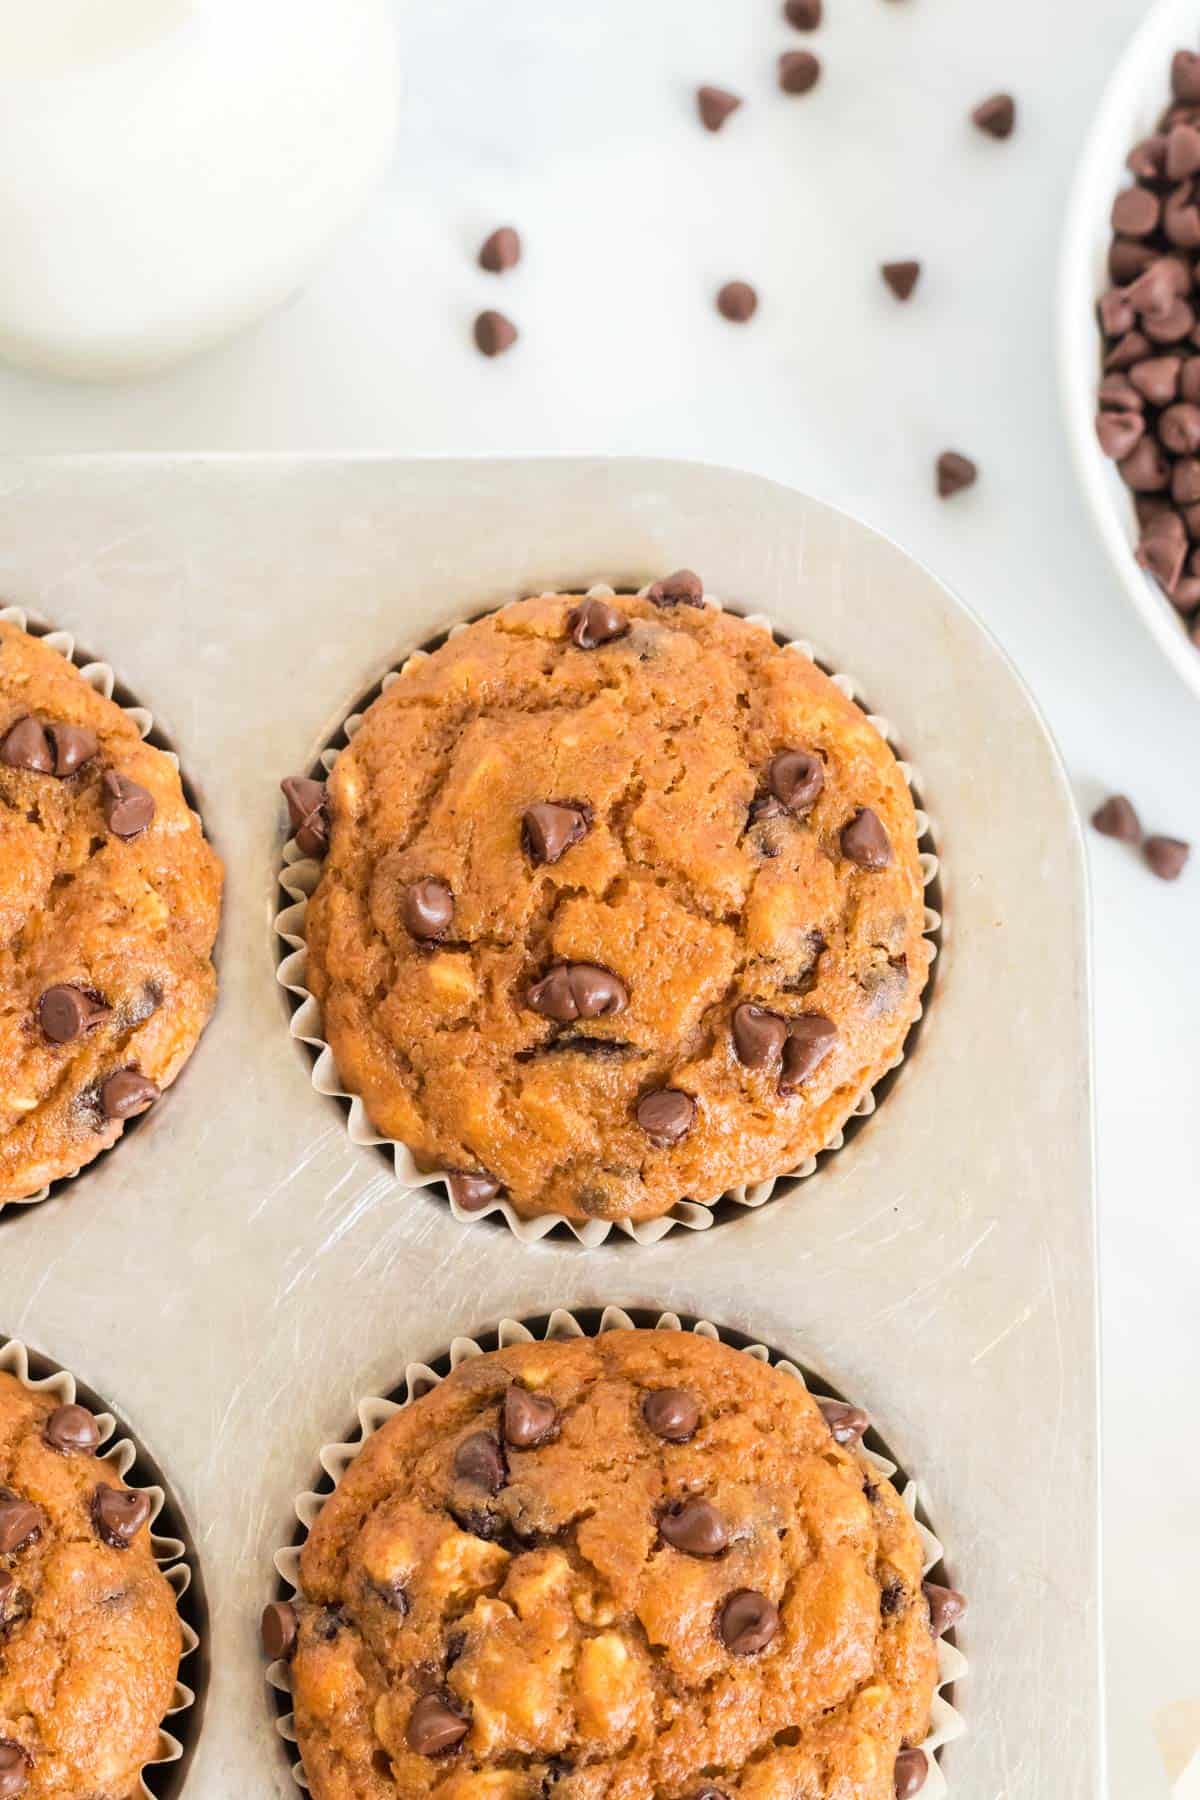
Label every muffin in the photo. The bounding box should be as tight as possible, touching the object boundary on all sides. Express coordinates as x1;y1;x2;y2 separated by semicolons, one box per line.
0;621;222;1204
0;1370;182;1797
296;582;931;1225
272;1328;959;1800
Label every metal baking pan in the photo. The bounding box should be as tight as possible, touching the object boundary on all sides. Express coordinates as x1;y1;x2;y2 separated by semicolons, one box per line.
0;454;1099;1798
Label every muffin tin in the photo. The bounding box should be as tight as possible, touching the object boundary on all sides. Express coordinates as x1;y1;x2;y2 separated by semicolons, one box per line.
0;454;1100;1797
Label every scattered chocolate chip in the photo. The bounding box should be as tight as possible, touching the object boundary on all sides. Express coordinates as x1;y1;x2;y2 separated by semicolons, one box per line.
479;226;520;273
1144;834;1190;879
0;716;53;773
526;962;628;1022
0;1495;43;1555
732;1001;787;1068
1111;187;1161;238
779;49;820;95
523;801;590;865
99;1067;159;1121
280;775;329;857
894;1747;930;1798
779;1014;838;1092
261;1600;298;1660
646;569;704;607
44;1403;100;1455
784;0;822;24
503;1385;558;1449
474;310;518;357
766;748;824;814
971;92;1015;139
1091;794;1141;841
37;984;111;1045
0;1742;28;1800
717;280;758;323
49;723;98;777
718;1588;779;1655
881;260;921;301
567;596;627;648
1174;50;1200;103
403;878;454;942
1095;410;1144;460
407;1691;469;1756
936;450;977;497
642;1387;699;1442
92;1484;151;1548
923;1580;967;1637
102;770;155;839
817;1397;869;1444
660;1498;730;1556
454;1430;507;1492
697;85;742;132
636;1088;696;1147
446;1170;502;1212
841;807;892;869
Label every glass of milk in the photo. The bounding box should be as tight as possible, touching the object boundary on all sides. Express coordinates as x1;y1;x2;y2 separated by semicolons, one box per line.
0;0;399;379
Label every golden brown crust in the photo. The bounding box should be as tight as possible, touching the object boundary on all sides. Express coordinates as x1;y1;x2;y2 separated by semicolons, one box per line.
290;1331;938;1800
304;595;930;1222
0;1370;182;1798
0;622;223;1203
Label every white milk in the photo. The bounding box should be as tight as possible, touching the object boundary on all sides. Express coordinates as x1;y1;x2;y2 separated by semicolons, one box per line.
0;0;399;379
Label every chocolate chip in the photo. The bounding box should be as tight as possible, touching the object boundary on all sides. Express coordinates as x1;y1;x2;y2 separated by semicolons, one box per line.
38;984;110;1045
474;310;518;357
1091;794;1141;841
1095;411;1144;460
1106;329;1150;370
1098;374;1142;412
1128;257;1191;317
0;717;53;773
642;1388;699;1442
447;1170;502;1212
646;569;703;607
717;1588;779;1655
1159;402;1200;453
280;776;330;857
479;226;520;273
1174;455;1200;502
922;1580;967;1637
0;1742;28;1799
49;724;98;777
779;49;820;94
766;748;824;814
1127;135;1167;181
881;260;921;301
784;0;822;25
1099;288;1134;336
936;451;977;497
841;807;892;869
1137;510;1188;591
454;1430;507;1492
0;1495;43;1554
971;92;1015;139
567;596;628;648
717;281;758;322
403;878;454;942
732;1001;787;1068
526;962;628;1021
44;1403;100;1455
407;1691;469;1756
261;1600;298;1660
1144;834;1190;880
102;770;155;839
1174;50;1200;103
503;1385;557;1449
99;1067;159;1121
697;85;742;132
1110;238;1156;283
1119;435;1170;491
523;801;590;865
894;1748;930;1798
92;1484;151;1548
660;1499;730;1556
1130;355;1182;404
1111;187;1161;238
779;1015;837;1092
817;1397;869;1444
1167;123;1200;180
636;1088;695;1147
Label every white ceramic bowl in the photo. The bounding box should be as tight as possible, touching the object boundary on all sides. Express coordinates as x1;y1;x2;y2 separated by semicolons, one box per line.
1059;0;1200;700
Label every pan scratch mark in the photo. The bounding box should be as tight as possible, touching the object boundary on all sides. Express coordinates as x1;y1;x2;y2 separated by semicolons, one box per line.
865;1219;997;1326
969;1297;1040;1365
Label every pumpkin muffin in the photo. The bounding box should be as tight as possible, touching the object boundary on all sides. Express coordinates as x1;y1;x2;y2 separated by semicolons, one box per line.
294;583;931;1225
271;1328;959;1800
0;621;222;1204
0;1370;182;1797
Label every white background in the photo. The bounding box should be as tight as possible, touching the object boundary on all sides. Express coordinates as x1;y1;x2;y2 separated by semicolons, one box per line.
0;1;1196;1792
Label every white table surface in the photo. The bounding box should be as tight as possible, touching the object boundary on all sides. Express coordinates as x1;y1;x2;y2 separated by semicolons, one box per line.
0;2;1196;1793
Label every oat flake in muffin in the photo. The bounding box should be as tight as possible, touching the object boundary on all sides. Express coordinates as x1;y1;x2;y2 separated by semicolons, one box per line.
276;1330;952;1800
298;588;930;1225
0;621;222;1204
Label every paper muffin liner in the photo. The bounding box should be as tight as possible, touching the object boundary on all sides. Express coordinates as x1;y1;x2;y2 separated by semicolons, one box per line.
274;584;943;1246
0;1335;202;1799
267;1306;966;1797
0;603;204;1221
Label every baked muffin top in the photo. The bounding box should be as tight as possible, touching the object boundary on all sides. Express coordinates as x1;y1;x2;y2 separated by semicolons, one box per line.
280;1329;948;1800
0;1370;182;1799
0;622;222;1204
300;586;931;1224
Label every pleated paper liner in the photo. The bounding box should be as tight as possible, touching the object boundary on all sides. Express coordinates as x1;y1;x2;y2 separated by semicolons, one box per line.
0;1336;206;1798
0;604;208;1222
267;1306;966;1797
275;585;943;1246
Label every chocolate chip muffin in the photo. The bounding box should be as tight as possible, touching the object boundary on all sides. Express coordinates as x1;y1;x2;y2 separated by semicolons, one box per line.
0;1370;182;1797
0;622;222;1204
297;584;931;1224
274;1329;958;1800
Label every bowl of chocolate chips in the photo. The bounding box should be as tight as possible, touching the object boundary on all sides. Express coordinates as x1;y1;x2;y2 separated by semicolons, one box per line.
1061;0;1200;699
